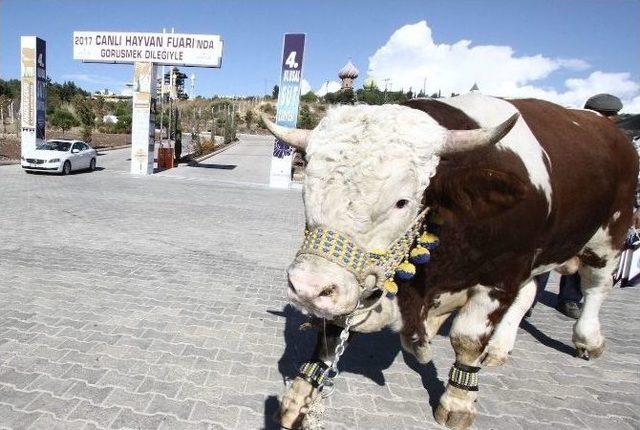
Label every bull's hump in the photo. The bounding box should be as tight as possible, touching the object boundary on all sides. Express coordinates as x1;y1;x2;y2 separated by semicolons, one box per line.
438;94;552;209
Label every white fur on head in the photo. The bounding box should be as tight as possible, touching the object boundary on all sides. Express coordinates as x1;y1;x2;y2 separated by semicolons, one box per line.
303;104;446;250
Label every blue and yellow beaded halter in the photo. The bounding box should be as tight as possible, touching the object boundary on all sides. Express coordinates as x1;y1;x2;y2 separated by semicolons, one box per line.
297;209;441;296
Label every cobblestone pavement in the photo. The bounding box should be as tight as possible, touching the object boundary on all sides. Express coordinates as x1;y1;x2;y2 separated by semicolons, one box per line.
0;135;638;430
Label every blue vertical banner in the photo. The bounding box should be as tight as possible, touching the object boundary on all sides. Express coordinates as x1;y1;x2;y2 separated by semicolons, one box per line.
269;33;306;188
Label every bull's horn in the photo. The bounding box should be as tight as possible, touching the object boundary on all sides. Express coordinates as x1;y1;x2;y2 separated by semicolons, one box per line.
440;113;520;155
261;114;311;151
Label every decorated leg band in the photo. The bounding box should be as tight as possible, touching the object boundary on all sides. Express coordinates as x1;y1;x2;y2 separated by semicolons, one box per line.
298;361;329;388
448;362;480;391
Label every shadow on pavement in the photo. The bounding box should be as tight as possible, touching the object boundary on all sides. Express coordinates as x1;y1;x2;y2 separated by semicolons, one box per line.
536;289;559;308
193;163;237;170
266;304;447;426
519;318;576;357
402;351;446;408
263;395;280;430
25;167;105;175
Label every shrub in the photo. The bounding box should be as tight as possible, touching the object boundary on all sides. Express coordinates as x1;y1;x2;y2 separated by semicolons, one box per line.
49;108;78;135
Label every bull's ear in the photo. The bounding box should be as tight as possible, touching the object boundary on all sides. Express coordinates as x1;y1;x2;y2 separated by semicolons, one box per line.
428;167;529;220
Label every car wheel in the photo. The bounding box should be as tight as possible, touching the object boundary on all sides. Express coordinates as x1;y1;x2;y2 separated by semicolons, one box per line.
89;158;96;171
62;161;71;175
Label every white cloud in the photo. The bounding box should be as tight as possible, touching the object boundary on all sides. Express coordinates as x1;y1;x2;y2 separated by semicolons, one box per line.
504;71;640;112
368;21;640;113
315;81;341;97
300;79;312;95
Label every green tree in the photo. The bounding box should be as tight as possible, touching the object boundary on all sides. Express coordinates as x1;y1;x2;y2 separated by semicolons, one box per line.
334;89;355;105
114;113;132;134
356;88;384;105
50;108;78;135
81;125;92;143
301;92;318;103
72;95;95;127
0;79;21;99
298;105;319;130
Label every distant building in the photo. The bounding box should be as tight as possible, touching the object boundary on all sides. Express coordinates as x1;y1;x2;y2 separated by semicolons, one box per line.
338;60;359;90
157;66;188;102
92;88;132;102
102;114;118;124
469;83;480;93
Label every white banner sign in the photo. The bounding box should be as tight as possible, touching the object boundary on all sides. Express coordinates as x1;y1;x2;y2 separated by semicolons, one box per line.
73;31;223;67
21;36;46;156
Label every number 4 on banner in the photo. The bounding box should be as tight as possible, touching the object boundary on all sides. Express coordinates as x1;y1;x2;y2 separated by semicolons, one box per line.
285;51;298;69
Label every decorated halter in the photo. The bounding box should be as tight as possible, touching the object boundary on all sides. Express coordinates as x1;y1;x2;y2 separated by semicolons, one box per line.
297;209;442;297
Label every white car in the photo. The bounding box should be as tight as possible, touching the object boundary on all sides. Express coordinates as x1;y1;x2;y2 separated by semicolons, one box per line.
21;139;97;175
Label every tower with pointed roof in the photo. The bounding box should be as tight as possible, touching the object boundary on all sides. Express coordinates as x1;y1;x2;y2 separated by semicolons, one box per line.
338;60;359;90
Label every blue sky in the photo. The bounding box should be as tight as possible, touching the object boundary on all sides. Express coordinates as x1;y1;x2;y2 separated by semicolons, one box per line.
1;0;639;108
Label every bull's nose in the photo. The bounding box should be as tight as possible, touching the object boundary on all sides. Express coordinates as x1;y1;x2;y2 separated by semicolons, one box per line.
318;284;337;298
287;271;338;301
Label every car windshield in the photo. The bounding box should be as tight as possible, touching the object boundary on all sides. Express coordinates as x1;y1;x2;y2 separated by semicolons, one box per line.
37;141;72;152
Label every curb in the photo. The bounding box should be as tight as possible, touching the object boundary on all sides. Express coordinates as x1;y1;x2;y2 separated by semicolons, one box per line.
96;144;131;152
187;141;240;165
0;159;19;166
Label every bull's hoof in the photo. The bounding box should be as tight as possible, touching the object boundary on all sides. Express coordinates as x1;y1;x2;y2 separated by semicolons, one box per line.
413;343;433;364
434;403;477;430
575;340;605;360
279;377;319;429
400;336;433;364
481;352;507;367
481;345;509;367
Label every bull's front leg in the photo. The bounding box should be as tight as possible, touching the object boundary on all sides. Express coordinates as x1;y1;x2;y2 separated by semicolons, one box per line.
401;312;450;363
483;279;537;366
435;285;511;430
280;323;349;429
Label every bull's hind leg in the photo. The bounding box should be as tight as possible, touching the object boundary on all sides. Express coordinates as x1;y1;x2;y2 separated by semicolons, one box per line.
573;233;620;359
435;285;508;430
483;280;537;366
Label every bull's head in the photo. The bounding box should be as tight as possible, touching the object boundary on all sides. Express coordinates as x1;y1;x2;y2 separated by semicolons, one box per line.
264;105;518;320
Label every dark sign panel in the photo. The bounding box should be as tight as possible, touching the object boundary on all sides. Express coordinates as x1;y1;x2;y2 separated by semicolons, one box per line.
272;33;305;159
36;37;46;140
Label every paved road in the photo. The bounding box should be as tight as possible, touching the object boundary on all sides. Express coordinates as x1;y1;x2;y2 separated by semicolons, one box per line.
97;134;275;187
0;136;638;429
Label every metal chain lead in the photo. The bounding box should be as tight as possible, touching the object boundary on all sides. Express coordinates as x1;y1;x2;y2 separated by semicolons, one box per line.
318;315;353;398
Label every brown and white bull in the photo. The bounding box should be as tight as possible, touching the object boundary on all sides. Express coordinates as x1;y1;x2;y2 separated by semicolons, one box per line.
264;93;637;429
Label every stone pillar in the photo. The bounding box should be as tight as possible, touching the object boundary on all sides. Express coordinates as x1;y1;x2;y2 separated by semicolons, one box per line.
20;36;46;156
131;62;157;175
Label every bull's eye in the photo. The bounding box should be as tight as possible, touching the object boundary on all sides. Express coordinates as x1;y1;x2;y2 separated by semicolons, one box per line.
395;199;410;209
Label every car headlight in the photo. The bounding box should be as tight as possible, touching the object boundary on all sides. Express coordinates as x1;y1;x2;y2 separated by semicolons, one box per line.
49;158;60;163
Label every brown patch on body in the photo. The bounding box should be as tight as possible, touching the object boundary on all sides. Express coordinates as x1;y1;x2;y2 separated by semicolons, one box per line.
578;248;608;269
508;99;637;268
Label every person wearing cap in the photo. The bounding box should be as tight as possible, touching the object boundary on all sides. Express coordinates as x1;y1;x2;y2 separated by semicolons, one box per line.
528;94;624;319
